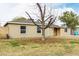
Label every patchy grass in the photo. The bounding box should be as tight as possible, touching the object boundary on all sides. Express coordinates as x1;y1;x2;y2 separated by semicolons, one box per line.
0;37;79;56
9;40;20;47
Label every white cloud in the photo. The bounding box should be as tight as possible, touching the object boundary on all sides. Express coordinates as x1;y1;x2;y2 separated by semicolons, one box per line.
0;3;77;26
0;3;35;25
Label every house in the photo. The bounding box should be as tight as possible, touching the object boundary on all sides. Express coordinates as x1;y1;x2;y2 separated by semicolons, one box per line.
4;19;71;38
73;26;79;35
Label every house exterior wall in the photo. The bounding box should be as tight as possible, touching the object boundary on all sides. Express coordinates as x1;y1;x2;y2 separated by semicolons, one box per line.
7;24;54;38
5;24;71;38
60;28;71;36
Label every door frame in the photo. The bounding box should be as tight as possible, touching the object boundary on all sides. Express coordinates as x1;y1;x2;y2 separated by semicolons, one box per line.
54;28;60;36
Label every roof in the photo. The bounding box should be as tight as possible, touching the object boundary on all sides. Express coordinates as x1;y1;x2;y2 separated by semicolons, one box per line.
11;18;33;23
4;19;63;28
50;24;62;28
4;19;41;26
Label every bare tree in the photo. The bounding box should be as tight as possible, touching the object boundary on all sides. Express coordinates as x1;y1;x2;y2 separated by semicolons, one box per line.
25;3;56;40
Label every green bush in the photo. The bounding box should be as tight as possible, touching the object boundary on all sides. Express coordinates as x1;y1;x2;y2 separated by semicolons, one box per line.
31;44;40;48
9;40;20;47
64;44;73;53
70;40;75;44
64;44;70;49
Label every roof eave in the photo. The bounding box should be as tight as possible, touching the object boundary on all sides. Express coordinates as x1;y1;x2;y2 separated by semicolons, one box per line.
4;22;42;27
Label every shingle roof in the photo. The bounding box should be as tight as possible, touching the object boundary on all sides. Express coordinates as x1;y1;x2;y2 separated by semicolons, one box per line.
4;19;63;28
4;19;40;26
8;17;36;24
11;18;33;23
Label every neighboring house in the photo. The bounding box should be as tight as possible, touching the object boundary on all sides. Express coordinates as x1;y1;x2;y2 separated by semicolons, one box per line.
74;26;79;35
4;19;71;38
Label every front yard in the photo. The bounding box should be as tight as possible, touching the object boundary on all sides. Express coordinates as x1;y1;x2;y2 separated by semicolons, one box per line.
0;37;79;56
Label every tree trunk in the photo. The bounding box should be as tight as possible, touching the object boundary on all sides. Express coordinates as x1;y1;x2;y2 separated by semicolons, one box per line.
42;28;45;41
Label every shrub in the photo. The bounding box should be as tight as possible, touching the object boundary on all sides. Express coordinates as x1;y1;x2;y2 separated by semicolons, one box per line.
64;44;73;53
31;44;40;48
70;40;75;44
9;40;20;47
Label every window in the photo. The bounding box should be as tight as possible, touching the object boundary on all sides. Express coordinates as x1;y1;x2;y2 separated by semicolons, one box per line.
37;26;41;33
20;26;26;33
64;28;67;32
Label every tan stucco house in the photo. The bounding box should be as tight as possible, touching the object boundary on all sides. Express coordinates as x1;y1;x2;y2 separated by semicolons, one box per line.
4;19;71;38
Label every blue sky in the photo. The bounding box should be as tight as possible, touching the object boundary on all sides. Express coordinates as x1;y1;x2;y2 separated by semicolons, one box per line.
65;3;79;9
0;3;79;26
47;3;79;13
50;3;79;9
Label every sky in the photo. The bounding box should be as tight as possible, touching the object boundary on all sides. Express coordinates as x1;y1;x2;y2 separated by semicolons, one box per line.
0;3;79;26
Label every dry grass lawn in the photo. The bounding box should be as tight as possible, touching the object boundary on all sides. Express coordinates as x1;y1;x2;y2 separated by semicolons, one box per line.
0;37;79;56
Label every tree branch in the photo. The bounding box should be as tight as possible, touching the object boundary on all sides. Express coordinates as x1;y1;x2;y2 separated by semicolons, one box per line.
44;15;53;22
44;18;53;29
49;17;56;25
43;5;46;18
25;11;42;29
37;19;42;23
36;3;43;19
44;17;56;29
